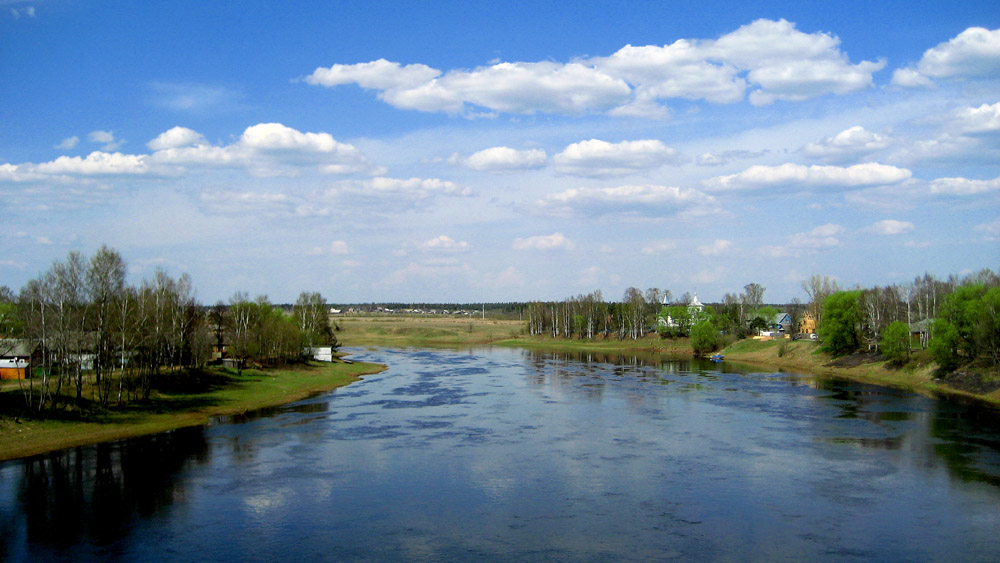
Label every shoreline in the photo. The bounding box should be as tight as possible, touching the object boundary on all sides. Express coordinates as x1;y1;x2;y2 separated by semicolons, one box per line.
4;333;996;462
0;359;386;462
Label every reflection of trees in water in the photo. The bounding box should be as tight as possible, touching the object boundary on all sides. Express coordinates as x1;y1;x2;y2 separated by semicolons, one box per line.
930;403;1000;489
812;378;1000;490
15;426;209;550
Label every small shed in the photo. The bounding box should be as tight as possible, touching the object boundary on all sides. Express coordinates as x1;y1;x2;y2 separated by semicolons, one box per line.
0;339;38;380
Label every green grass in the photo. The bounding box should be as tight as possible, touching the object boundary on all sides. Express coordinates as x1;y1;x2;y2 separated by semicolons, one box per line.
0;360;385;461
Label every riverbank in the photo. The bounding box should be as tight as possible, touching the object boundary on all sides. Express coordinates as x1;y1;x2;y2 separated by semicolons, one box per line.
0;359;385;461
721;338;1000;407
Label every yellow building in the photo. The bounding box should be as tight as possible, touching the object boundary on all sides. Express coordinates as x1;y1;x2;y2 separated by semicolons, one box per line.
799;312;817;335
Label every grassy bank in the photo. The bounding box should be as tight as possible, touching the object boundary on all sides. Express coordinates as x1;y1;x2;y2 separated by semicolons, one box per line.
0;359;385;461
722;338;1000;407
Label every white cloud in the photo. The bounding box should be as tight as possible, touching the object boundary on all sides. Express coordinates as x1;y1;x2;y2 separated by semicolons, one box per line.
148;123;377;176
703;162;912;192
762;224;844;257
802;126;891;161
539;184;713;218
697;239;733;256
928;175;1000;195
577;265;604;286
306;58;441;90
2;122;376;186
419;235;469;251
147;126;205;150
975;218;1000;238
10;6;35;18
329;240;350;254
892;27;1000;87
351;176;471;197
948;102;1000;135
512;233;575;251
307;19;883;116
323;176;473;211
696;149;768;166
147;81;245;113
55;136;79;150
88;130;123;151
553;139;682;177
869;219;915;235
454;146;547;172
641;240;677;255
35;151;148;175
708;18;884;105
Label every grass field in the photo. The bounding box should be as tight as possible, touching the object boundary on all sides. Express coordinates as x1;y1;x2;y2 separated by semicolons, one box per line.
334;314;527;347
0;360;385;461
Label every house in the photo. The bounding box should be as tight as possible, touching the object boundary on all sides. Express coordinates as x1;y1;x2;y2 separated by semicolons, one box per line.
798;312;817;335
0;339;39;380
305;346;334;362
909;319;932;349
658;294;707;329
771;312;793;333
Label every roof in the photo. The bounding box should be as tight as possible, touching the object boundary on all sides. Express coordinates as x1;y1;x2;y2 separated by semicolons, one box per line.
0;339;38;358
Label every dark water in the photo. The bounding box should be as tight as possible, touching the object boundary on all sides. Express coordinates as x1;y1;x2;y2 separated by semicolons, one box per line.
2;347;999;562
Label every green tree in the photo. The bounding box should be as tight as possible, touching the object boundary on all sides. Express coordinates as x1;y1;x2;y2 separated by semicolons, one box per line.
880;321;911;365
820;290;862;357
929;319;961;371
690;320;720;355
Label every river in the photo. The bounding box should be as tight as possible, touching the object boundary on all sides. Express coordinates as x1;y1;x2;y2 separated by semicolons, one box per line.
2;347;999;561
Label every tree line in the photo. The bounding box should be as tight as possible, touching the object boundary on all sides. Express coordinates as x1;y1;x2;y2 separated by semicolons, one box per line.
817;269;999;371
0;246;337;414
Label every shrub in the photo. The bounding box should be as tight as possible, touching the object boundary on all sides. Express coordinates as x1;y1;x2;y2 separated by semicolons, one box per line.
880;321;911;365
690;320;720;355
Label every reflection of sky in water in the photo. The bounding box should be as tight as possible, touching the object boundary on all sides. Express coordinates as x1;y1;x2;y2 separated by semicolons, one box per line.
2;346;999;561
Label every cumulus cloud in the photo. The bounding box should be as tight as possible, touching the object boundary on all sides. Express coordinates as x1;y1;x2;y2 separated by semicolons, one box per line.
553;139;682;177
802;126;891;161
306;18;884;117
35;151;148;175
538;184;713;218
512;232;575;251
147;126;206;150
452;146;547;172
869;219;915;235
148;123;377;176
948;102;1000;135
892;27;1000;87
928;175;1000;195
703;162;911;192
419;235;470;251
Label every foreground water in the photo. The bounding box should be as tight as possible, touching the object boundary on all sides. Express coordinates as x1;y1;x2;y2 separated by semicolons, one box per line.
1;347;999;561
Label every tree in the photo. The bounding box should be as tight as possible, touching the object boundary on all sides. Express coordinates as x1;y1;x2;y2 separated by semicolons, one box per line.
802;275;840;329
880;321;911;365
820;290;863;357
690;320;720;355
86;245;126;403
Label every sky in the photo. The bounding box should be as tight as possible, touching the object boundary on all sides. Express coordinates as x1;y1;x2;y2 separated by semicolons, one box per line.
1;1;998;304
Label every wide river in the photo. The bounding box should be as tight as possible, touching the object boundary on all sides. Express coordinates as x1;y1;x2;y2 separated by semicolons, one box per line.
2;347;999;561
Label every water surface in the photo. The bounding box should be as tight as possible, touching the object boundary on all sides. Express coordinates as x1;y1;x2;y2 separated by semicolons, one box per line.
2;347;998;561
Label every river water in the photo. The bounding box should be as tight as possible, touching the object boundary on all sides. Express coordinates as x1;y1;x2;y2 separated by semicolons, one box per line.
1;347;999;562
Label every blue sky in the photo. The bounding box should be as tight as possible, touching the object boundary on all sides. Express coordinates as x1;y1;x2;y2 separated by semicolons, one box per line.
2;1;998;304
